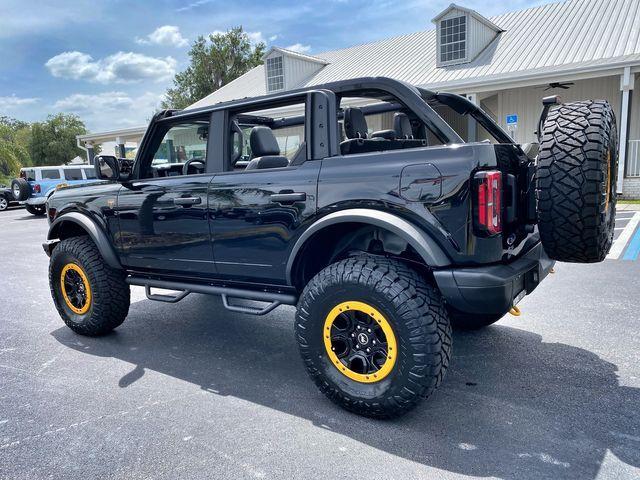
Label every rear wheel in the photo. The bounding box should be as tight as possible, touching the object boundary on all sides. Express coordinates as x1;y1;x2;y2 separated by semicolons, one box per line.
49;236;130;336
25;204;46;216
536;100;618;262
295;256;452;418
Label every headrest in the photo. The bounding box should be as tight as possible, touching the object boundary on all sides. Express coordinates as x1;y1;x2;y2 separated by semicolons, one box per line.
370;129;396;140
393;113;413;139
250;126;280;157
343;108;368;139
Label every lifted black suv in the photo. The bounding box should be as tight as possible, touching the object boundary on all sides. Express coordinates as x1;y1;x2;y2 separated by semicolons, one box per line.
44;77;617;418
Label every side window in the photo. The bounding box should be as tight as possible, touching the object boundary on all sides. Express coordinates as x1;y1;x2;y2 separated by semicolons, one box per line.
64;168;83;180
21;169;36;181
83;168;97;179
228;101;306;172
273;125;304;159
146;121;209;178
41;169;61;180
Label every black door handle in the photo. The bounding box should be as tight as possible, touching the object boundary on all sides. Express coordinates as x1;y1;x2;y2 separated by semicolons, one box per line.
270;192;306;204
173;196;202;206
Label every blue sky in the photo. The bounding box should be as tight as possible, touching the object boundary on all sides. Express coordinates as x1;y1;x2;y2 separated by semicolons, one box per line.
0;0;547;132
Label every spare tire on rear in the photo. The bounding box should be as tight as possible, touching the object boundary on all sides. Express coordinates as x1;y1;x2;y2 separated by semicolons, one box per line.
11;178;30;201
536;100;618;263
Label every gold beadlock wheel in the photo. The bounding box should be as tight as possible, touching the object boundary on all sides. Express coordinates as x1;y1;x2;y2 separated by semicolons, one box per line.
60;263;92;315
323;301;397;383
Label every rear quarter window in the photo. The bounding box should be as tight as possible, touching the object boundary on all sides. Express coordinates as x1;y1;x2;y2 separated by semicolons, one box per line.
41;169;61;180
64;168;83;180
21;169;36;181
83;168;96;179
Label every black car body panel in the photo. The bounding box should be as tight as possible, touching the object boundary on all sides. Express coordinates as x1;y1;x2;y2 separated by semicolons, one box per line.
44;77;554;315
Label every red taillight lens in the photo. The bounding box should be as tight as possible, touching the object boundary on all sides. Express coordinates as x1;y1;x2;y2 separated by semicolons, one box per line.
33;183;41;194
475;170;502;236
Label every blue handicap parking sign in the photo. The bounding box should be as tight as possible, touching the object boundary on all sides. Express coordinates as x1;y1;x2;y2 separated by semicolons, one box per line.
506;114;518;125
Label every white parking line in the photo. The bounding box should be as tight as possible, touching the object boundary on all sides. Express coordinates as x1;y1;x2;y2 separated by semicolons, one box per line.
608;212;640;259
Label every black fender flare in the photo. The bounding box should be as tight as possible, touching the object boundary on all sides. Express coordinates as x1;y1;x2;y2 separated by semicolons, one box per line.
47;212;122;269
286;208;451;285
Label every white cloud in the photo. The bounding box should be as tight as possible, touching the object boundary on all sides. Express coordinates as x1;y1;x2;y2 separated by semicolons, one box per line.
52;91;164;131
53;91;134;112
285;43;311;53
247;31;263;44
269;34;279;42
246;31;266;44
0;94;39;109
45;51;176;84
176;0;213;12
136;25;188;47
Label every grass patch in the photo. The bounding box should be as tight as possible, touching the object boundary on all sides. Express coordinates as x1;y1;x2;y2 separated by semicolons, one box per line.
619;199;640;205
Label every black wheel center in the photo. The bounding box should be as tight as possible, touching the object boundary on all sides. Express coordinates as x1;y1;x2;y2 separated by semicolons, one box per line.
329;309;389;376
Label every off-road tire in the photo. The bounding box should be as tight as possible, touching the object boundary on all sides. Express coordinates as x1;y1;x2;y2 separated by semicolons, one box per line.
536;100;618;262
25;204;46;216
49;236;130;336
448;310;504;330
11;178;30;201
295;255;452;418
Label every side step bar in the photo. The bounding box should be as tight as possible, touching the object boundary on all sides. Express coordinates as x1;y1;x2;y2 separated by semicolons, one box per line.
126;276;298;316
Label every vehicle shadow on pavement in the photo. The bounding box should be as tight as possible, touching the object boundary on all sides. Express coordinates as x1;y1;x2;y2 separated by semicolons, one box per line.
51;295;640;480
13;214;45;221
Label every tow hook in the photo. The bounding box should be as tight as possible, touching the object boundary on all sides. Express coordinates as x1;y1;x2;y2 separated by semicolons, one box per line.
509;306;521;316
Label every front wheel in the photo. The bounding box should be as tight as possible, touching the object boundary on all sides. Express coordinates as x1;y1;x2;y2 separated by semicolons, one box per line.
0;196;8;211
295;256;452;418
25;204;46;216
49;236;130;336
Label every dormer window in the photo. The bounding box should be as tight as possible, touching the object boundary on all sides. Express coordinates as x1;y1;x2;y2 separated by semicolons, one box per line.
433;4;503;68
440;15;467;63
266;56;284;92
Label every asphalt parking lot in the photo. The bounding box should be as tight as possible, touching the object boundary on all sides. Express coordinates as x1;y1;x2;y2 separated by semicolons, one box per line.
1;206;639;480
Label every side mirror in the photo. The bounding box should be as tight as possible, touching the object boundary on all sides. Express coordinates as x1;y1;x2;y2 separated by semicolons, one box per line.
94;155;119;181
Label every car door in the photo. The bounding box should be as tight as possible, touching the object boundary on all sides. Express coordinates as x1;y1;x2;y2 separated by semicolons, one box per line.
207;91;336;285
116;116;217;276
208;161;320;284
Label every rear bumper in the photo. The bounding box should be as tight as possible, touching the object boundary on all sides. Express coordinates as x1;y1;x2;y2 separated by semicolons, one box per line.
23;197;46;206
433;242;555;316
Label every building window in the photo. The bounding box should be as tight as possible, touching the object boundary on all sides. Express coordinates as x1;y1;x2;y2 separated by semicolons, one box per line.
440;15;467;63
266;56;284;92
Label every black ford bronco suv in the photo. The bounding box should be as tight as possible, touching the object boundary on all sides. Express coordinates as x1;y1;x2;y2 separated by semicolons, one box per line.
44;77;617;418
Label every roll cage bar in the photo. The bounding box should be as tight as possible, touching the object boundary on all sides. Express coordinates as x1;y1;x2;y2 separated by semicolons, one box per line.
131;77;516;178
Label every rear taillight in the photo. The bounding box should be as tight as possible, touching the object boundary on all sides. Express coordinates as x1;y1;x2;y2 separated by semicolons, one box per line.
33;183;41;194
474;170;502;236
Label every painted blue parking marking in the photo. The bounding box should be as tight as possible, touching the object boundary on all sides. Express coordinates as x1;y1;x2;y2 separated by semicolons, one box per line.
622;224;640;261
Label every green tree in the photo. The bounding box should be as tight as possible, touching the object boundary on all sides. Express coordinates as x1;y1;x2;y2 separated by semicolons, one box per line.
162;27;265;109
29;113;88;166
0;118;31;181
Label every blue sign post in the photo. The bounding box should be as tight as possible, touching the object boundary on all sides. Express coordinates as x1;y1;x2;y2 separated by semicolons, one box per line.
506;114;518;126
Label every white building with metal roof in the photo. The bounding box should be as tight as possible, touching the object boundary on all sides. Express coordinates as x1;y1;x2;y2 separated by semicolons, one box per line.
78;0;640;197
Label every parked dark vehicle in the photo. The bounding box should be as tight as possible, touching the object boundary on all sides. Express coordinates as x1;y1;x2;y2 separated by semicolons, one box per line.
0;185;21;211
43;77;617;418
